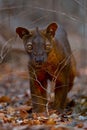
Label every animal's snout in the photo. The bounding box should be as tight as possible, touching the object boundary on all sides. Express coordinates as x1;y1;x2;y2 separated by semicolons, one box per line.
35;56;44;64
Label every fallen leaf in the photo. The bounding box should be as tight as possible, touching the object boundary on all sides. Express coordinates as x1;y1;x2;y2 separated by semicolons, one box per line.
77;122;84;128
0;96;11;103
16;105;32;111
51;127;70;130
0;112;5;119
20;109;29;119
46;118;56;125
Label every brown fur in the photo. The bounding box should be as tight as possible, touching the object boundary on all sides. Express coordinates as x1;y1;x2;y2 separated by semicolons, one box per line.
16;23;76;112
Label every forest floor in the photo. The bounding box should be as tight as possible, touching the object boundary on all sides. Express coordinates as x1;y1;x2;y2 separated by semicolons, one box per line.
0;52;87;130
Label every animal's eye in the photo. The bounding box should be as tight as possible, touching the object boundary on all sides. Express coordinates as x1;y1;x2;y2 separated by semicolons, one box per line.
45;41;51;51
27;42;33;52
46;44;50;49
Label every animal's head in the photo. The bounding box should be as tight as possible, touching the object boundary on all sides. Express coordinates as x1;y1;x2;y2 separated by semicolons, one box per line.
16;23;58;68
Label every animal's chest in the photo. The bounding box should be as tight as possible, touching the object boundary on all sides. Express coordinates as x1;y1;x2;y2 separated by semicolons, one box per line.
42;44;65;76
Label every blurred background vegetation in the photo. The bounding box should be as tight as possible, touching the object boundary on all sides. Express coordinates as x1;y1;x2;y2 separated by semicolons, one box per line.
0;0;87;69
0;0;87;75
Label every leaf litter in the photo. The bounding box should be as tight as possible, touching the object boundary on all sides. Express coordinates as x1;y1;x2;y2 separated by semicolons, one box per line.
0;63;87;130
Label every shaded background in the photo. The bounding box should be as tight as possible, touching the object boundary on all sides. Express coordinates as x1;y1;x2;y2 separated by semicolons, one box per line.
0;0;87;97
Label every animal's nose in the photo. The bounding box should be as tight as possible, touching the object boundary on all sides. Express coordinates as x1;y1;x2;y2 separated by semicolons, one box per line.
35;56;44;64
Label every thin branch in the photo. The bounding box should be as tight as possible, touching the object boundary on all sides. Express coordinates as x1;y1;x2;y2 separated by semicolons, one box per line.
28;65;48;92
32;101;46;106
0;36;16;63
55;84;69;89
53;49;77;83
29;14;49;27
0;5;86;24
31;94;50;115
31;94;49;101
46;102;50;116
73;0;87;10
29;75;47;92
28;6;87;23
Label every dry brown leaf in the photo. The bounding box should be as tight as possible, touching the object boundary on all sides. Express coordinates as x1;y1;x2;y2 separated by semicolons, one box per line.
16;105;32;119
32;113;38;119
16;105;32;111
20;109;29;119
0;96;11;103
46;118;56;125
3;117;11;123
7;106;15;114
77;123;84;128
0;113;5;119
51;127;70;130
33;119;41;125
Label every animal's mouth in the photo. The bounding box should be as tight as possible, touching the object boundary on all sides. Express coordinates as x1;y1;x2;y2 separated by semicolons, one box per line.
35;62;43;68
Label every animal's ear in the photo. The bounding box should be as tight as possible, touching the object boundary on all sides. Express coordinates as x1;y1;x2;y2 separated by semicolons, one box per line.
46;23;58;37
16;27;29;39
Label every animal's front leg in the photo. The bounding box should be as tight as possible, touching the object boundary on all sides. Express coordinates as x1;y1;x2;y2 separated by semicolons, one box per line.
54;84;68;110
53;67;69;110
30;72;47;113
